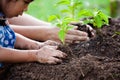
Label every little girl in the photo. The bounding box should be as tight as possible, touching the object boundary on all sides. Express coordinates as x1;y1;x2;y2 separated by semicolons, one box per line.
0;0;67;68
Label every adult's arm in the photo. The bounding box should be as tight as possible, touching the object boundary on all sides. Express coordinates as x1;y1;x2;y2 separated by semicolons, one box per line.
9;14;89;43
8;13;51;26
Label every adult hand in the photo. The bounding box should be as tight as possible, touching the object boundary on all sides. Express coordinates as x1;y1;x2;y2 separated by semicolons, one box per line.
47;27;89;43
35;45;67;64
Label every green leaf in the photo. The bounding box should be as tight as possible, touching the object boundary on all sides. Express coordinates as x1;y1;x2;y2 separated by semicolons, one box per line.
57;0;70;5
78;9;93;17
58;30;66;44
67;25;74;30
60;9;69;13
55;23;61;28
99;11;109;24
83;19;94;24
60;17;75;26
73;2;82;9
94;15;103;28
48;15;57;22
64;17;75;22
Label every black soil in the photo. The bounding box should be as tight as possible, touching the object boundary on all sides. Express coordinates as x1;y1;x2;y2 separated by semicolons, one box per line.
2;18;120;80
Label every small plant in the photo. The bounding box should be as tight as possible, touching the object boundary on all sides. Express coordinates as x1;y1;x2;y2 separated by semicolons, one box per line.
48;15;76;44
48;0;82;44
56;0;82;19
78;9;109;28
48;0;109;44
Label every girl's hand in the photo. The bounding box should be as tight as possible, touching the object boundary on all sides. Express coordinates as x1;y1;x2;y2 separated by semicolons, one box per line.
35;45;67;64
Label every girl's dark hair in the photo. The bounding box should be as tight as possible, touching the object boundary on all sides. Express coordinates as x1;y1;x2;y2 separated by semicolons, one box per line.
6;0;13;2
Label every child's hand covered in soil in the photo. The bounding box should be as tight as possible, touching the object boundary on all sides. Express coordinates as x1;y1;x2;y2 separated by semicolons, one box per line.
35;45;67;64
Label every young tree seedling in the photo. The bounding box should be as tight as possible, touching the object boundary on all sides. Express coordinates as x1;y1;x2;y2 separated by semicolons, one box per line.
48;0;82;44
78;9;109;28
48;0;109;44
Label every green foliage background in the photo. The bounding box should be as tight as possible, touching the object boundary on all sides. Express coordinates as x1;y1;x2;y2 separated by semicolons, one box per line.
26;0;110;21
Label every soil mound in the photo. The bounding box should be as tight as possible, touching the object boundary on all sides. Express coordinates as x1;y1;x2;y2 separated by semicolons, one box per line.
3;18;120;80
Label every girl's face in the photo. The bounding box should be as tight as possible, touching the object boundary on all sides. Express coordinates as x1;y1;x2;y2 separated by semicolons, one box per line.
2;0;33;18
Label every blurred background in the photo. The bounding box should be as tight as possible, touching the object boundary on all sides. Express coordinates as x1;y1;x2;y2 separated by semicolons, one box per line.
26;0;119;21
